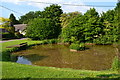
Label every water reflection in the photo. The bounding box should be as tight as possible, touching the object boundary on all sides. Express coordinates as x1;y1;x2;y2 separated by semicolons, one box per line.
16;56;32;65
13;44;117;71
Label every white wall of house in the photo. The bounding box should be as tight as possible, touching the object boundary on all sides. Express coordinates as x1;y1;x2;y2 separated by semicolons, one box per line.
19;30;26;35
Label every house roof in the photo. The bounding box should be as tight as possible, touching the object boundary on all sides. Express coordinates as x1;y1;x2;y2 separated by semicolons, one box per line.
14;24;27;31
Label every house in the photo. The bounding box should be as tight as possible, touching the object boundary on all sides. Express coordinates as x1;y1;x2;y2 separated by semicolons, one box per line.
14;24;27;35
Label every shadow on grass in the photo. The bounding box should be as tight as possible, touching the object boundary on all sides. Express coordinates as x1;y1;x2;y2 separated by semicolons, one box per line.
96;74;120;79
1;77;120;80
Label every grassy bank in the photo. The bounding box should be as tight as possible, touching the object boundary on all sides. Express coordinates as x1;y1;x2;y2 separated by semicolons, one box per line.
1;39;120;79
1;39;43;61
2;62;119;79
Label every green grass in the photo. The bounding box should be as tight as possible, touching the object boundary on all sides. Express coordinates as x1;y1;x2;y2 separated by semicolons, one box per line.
1;39;43;61
1;39;42;52
2;62;119;79
1;39;120;79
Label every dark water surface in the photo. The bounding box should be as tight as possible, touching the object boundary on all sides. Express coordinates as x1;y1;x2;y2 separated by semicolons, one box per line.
13;44;117;71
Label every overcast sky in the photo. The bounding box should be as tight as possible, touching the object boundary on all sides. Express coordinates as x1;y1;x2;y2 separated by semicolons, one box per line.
0;0;118;19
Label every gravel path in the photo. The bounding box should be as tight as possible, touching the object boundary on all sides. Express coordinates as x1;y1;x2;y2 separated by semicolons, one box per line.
0;38;28;43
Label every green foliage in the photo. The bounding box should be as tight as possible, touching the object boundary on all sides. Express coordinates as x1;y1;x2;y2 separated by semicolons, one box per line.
20;2;119;45
9;13;19;24
94;35;118;45
39;39;58;44
15;32;23;39
48;39;58;44
41;4;63;35
60;12;81;28
22;5;63;40
1;17;15;37
19;11;41;24
41;40;48;44
61;14;83;43
4;26;15;34
69;43;85;51
41;4;63;20
19;4;63;24
111;56;120;71
61;6;119;45
93;8;119;44
26;18;60;40
61;8;102;43
2;32;15;40
0;50;11;61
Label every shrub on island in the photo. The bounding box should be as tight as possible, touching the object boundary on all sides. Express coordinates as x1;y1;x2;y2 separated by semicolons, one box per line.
69;43;85;51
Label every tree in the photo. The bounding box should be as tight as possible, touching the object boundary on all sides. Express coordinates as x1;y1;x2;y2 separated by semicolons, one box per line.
61;14;84;43
0;17;15;33
60;12;82;28
114;2;120;40
95;3;120;44
41;4;63;19
26;18;60;40
0;17;15;39
83;8;102;43
41;4;63;37
9;13;19;25
61;8;103;43
19;11;42;24
0;17;11;27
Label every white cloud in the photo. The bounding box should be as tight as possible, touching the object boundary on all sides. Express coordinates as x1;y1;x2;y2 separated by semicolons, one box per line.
25;0;91;13
1;0;22;4
80;0;117;2
0;0;116;14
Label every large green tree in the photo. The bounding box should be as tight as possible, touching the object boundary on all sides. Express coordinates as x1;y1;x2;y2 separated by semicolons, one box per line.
114;1;120;40
41;4;63;37
19;11;42;24
83;8;102;43
94;4;119;44
41;4;63;19
26;18;59;40
19;11;41;24
61;8;102;43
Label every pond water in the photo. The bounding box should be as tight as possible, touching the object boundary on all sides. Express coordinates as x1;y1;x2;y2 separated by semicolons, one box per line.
13;44;117;71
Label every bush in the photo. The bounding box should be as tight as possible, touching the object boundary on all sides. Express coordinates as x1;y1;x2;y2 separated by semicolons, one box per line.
111;56;120;71
94;35;118;45
11;54;18;62
2;32;15;40
69;43;85;51
40;39;58;44
48;39;58;44
0;50;11;61
15;32;23;39
41;40;48;44
26;18;61;40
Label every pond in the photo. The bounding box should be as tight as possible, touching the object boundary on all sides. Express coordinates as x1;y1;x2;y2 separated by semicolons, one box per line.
12;44;117;71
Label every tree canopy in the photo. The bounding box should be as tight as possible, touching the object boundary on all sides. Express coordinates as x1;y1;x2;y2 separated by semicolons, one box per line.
19;11;41;24
26;18;60;40
20;3;119;44
9;13;19;25
60;11;82;28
